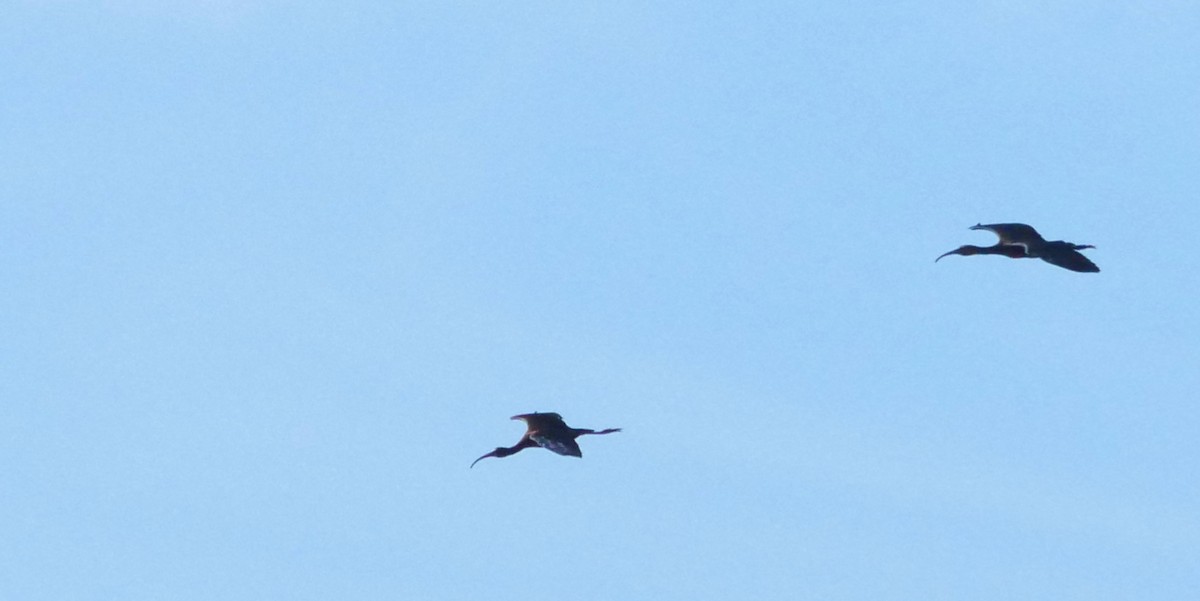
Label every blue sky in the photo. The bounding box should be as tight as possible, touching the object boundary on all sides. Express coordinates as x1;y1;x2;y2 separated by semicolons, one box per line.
3;2;1198;599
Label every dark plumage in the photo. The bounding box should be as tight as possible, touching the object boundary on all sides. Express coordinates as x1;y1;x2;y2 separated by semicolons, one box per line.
470;412;621;468
937;222;1099;273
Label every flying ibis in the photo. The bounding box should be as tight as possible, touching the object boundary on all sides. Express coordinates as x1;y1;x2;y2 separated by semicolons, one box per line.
470;412;621;468
936;222;1100;272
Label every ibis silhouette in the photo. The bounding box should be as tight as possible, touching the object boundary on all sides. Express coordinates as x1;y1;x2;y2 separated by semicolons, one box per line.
470;412;621;468
937;223;1099;273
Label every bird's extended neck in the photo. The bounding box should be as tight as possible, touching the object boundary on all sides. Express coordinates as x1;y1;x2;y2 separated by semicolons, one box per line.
470;437;538;468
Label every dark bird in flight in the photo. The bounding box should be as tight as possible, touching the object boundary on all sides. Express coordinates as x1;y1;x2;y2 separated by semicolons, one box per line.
470;412;621;468
936;223;1100;273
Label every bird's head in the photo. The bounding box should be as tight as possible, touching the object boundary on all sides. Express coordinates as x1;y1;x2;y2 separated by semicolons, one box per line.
936;244;1027;262
470;447;514;468
935;245;976;262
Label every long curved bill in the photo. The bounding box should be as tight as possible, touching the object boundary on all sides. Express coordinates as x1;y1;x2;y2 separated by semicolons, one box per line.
935;249;956;262
470;451;498;469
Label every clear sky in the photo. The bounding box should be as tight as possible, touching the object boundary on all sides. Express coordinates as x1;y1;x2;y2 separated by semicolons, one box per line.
3;2;1199;600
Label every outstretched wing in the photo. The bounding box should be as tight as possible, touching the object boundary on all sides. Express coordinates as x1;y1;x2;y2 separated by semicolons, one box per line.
512;412;568;431
531;434;583;458
971;223;1045;247
1038;245;1100;273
